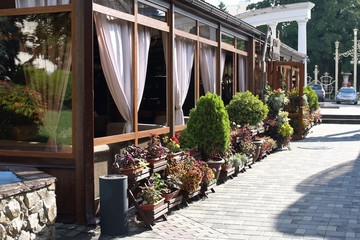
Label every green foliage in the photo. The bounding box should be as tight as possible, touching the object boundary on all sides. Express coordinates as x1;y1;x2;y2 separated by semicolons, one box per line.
218;1;228;12
265;87;289;116
178;128;197;150
247;0;360;81
187;93;230;158
303;86;318;112
278;122;294;138
227;91;268;127
0;82;46;127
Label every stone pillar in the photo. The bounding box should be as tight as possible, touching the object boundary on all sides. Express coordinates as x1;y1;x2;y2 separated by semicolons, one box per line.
269;22;278;40
314;65;319;83
297;19;308;85
335;41;339;98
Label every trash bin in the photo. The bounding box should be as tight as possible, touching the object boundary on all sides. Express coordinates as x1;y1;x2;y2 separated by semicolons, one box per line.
99;174;128;236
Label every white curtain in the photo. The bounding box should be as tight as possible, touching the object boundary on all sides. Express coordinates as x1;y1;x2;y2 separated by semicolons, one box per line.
220;50;226;86
238;55;246;92
174;36;195;125
137;25;151;110
15;0;70;7
200;43;216;94
94;13;133;133
94;13;151;133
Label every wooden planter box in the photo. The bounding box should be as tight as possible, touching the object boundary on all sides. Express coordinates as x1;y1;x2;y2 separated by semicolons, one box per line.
200;181;216;196
166;195;183;210
219;167;235;182
146;157;167;174
138;198;168;225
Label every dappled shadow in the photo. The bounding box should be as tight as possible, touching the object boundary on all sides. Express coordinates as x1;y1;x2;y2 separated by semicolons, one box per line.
276;152;360;238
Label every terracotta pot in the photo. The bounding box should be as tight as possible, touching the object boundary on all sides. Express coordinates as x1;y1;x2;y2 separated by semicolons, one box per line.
161;189;180;201
221;163;233;171
252;140;263;162
140;198;165;211
112;166;144;174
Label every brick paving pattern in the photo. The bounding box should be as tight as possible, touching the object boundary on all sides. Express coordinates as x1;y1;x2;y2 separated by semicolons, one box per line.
57;122;360;240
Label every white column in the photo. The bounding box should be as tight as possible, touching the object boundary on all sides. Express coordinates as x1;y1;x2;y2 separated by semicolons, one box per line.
335;41;339;98
297;20;307;54
269;22;278;40
354;29;358;91
297;20;308;85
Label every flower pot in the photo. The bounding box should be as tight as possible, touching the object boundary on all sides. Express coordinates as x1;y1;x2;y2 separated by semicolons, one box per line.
112;166;144;174
252;140;263;162
207;156;225;181
140;198;165;211
221;163;233;171
167;151;183;159
161;189;180;201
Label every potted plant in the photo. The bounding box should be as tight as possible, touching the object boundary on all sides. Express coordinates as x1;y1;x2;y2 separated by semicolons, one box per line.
230;126;256;163
231;153;247;174
145;133;169;164
227;91;268;127
149;173;181;201
112;145;148;174
265;87;289;117
162;134;182;158
186;93;229;173
138;185;165;211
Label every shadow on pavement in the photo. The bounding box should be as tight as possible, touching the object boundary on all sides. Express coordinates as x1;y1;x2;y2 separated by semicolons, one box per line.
275;151;360;239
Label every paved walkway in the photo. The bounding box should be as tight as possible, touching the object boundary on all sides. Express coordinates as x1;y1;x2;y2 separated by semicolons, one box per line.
57;122;360;239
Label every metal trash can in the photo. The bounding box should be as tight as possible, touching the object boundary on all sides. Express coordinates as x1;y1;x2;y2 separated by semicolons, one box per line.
99;174;128;236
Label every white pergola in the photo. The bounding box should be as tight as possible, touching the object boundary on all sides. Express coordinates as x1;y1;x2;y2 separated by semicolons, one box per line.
236;2;315;83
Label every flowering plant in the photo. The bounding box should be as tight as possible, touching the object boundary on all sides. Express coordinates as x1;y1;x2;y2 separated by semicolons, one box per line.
255;136;277;155
166;155;202;193
113;145;148;169
162;134;181;153
138;185;163;205
146;133;168;159
230;126;256;157
197;161;216;186
265;87;289;116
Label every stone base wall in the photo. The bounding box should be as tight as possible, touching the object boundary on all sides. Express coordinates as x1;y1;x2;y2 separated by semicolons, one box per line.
0;166;56;240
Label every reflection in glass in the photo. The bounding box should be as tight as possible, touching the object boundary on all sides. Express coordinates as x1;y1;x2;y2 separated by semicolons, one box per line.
199;23;216;41
175;13;196;35
221;34;234;46
15;0;71;8
0;13;72;153
94;0;133;14
237;38;247;51
138;2;166;22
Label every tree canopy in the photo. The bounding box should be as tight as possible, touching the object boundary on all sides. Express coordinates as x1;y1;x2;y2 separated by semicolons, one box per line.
247;0;360;83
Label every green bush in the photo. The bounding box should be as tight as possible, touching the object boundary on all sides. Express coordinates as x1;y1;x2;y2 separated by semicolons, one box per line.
187;93;230;158
303;86;318;112
227;91;268;127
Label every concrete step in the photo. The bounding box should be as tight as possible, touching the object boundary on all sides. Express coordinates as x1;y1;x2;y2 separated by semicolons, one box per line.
322;115;360;120
322;118;360;124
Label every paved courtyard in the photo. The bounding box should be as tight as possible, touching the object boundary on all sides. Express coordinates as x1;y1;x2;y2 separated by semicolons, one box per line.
57;106;360;240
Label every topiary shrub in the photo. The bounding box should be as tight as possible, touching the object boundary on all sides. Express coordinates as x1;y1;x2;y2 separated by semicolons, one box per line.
303;86;318;112
227;91;268;127
187;92;230;159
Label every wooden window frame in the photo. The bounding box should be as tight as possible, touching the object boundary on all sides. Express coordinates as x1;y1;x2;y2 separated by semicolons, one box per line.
0;4;75;158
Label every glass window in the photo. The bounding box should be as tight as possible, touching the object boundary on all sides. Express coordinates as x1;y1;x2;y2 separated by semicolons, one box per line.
15;0;71;8
340;88;356;93
199;22;216;41
222;51;234;105
0;12;72;153
94;0;133;14
236;38;247;51
221;34;234;46
138;2;166;22
175;13;196;35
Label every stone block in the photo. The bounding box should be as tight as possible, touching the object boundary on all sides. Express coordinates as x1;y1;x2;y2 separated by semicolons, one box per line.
0;199;8;212
7;217;23;237
37;189;47;199
38;209;47;224
0;211;10;225
5;236;14;240
27;213;39;232
18;230;30;240
24;192;40;209
4;199;20;220
29;201;43;215
20;201;29;219
44;192;56;224
47;183;55;191
0;223;6;239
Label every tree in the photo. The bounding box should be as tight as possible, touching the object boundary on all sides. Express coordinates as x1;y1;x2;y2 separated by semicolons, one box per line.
218;1;228;13
247;0;360;82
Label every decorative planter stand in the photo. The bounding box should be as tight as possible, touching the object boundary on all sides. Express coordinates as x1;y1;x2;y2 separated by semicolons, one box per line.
146;157;167;174
252;139;263;163
137;198;168;226
181;188;201;206
166;195;183;211
200;181;216;197
219;166;235;183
